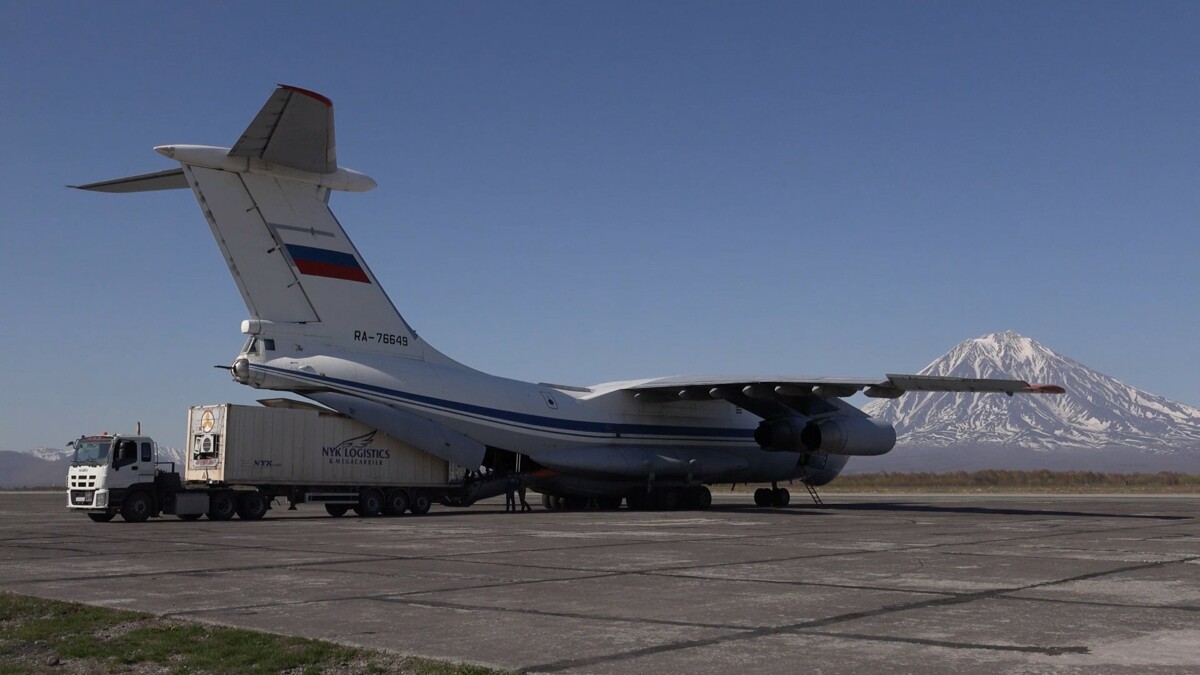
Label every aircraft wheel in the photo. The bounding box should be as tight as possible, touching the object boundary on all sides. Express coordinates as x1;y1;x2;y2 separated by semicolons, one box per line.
236;491;269;520
409;491;432;515
753;488;770;507
87;512;115;523
208;492;236;521
773;488;790;507
689;486;712;510
325;504;349;517
542;493;555;510
177;513;203;521
383;489;409;516
354;489;384;517
626;492;651;511
657;489;681;511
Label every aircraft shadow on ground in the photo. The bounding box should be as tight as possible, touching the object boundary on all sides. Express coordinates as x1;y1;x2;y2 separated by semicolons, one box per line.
121;502;1188;523
783;501;1191;520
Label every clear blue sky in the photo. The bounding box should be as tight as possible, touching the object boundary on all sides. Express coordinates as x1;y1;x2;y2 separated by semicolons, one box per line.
2;2;1197;451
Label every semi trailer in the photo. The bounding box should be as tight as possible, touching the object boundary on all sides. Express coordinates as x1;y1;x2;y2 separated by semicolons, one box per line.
66;401;491;522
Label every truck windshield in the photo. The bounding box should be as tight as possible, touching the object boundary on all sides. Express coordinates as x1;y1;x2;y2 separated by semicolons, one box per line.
72;439;112;464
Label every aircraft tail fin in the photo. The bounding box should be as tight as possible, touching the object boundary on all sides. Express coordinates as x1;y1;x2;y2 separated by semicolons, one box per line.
229;84;337;174
76;85;452;365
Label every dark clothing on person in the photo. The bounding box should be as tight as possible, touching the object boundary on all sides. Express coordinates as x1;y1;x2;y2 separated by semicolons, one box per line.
518;482;531;512
505;473;519;512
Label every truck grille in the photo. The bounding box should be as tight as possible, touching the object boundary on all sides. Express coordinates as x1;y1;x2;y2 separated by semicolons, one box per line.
70;490;94;506
70;476;97;488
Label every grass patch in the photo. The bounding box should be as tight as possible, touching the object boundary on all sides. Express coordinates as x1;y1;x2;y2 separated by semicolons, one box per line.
0;592;504;674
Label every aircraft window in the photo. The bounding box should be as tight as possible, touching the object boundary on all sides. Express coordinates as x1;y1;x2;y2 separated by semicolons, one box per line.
241;337;256;355
263;339;276;351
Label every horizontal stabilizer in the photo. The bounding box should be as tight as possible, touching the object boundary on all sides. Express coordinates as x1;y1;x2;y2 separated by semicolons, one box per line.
71;168;188;193
229;84;336;174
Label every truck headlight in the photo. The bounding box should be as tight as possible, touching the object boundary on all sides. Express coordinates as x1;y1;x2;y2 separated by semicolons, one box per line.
95;490;108;508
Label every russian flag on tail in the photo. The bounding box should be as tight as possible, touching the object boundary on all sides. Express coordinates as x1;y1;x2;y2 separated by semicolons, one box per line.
285;244;370;283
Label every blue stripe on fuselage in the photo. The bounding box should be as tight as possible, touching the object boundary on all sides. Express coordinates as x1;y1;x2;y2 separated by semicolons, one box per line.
253;363;755;442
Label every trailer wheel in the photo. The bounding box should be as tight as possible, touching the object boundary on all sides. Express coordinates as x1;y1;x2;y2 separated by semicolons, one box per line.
121;492;153;523
354;489;384;517
236;492;269;520
383;489;409;516
409;491;431;515
325;504;349;517
177;513;203;521
87;512;115;523
207;492;236;521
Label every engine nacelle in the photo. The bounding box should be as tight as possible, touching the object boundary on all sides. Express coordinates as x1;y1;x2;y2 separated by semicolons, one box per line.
755;416;896;456
800;417;896;456
754;416;808;452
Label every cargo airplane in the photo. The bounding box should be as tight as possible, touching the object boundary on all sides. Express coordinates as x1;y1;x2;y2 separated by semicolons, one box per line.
77;85;1064;510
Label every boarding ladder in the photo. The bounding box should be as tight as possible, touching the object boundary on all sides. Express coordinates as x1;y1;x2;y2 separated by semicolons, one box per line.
802;479;824;506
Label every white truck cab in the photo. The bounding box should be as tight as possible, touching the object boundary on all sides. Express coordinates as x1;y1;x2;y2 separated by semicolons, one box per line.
66;434;162;522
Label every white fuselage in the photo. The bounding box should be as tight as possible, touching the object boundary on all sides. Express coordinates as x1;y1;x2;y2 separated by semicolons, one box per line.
236;329;838;486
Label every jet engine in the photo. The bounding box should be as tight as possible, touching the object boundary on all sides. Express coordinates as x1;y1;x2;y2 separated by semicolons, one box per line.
755;416;896;456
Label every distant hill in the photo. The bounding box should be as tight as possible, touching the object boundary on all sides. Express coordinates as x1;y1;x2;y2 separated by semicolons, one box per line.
0;447;185;490
0;451;68;489
856;331;1200;473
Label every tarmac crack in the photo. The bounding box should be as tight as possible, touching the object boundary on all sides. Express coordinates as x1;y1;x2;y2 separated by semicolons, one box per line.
519;554;1198;672
796;629;1088;655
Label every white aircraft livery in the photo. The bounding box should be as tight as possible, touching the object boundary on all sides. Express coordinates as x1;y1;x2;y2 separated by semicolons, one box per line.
77;85;1065;510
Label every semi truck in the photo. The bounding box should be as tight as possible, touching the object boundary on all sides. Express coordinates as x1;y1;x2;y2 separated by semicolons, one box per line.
66;401;497;523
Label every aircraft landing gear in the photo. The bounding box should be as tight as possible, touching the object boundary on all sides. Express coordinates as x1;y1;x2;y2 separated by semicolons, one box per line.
754;485;790;507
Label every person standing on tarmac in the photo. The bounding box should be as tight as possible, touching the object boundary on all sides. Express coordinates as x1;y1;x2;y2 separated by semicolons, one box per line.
504;471;518;512
518;475;532;512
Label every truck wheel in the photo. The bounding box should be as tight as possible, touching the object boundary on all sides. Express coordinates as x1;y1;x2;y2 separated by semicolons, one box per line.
409;491;431;515
87;512;115;523
121;492;153;523
207;492;236;521
177;513;203;521
383;489;409;516
354;489;383;517
236;492;269;520
325;504;349;517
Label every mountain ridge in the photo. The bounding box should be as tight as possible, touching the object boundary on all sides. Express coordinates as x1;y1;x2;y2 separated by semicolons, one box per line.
858;331;1200;472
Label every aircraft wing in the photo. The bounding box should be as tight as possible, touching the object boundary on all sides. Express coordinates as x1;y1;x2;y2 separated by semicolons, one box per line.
624;374;1064;402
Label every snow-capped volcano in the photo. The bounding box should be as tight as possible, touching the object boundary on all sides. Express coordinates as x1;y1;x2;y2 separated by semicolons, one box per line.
863;331;1200;453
